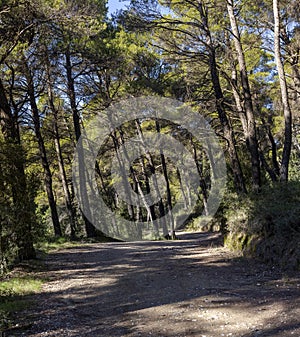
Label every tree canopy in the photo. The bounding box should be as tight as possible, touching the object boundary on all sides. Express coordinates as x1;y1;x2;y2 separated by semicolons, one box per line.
0;0;299;272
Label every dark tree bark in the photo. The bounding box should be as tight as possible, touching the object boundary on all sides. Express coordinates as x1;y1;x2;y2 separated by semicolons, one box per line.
109;128;136;223
199;3;247;194
65;48;97;238
261;115;280;179
0;78;36;260
44;50;77;239
23;60;62;237
53;117;77;238
190;136;208;215
113;124;161;239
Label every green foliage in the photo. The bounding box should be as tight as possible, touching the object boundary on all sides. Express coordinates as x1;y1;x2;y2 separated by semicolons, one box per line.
35;236;76;253
0;277;42;298
0;137;38;273
1;0;300;272
224;182;300;270
0;275;43;330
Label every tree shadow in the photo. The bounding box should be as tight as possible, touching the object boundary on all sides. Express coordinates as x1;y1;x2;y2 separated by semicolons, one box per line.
7;232;300;337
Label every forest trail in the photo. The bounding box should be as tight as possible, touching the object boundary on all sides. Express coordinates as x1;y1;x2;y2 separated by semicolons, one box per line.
9;232;300;337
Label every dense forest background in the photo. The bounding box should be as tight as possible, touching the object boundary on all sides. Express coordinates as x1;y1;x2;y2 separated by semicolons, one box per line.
0;0;299;273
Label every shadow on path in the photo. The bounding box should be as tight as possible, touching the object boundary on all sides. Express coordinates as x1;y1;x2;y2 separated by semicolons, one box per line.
8;232;300;337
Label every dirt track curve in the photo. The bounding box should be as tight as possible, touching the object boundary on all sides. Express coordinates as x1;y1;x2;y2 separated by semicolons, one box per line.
7;232;300;337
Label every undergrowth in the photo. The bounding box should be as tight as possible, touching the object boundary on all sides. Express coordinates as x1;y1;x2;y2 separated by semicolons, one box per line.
0;274;43;331
223;181;300;270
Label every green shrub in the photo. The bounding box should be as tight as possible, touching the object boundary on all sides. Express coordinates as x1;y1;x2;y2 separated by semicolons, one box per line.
224;181;300;270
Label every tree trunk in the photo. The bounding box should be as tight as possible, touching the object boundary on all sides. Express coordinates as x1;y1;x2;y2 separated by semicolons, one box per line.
227;0;261;190
53;121;77;239
0;78;36;260
44;50;77;239
117;125;159;239
110;128;136;222
134;119;168;236
191;136;208;215
292;62;300;114
155;120;176;238
65;49;96;237
198;3;247;194
273;0;293;182
261;115;280;178
224;30;249;142
140;157;158;236
23;60;62;237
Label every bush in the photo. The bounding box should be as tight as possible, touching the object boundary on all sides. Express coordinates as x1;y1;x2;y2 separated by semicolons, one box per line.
224;181;300;270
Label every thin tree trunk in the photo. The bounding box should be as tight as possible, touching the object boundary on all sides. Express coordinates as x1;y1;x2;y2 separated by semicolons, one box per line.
44;50;77;239
140;156;158;236
155;120;176;239
261;116;280;178
292;63;300;112
65;48;96;237
273;0;293;182
110;129;136;222
227;0;261;190
53;122;77;239
176;167;189;210
117;125;159;239
258;150;278;182
23;60;62;237
134;119;168;236
225;31;248;135
190;137;208;215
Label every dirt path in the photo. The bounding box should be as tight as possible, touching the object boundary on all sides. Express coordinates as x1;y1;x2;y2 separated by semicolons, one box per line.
9;232;300;337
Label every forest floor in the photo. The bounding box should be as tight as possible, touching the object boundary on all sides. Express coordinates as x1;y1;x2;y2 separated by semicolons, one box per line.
4;232;300;337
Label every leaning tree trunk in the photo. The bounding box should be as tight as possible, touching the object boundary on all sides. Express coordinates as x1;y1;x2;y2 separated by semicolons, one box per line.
273;0;293;182
227;0;261;191
23;60;62;237
198;3;247;194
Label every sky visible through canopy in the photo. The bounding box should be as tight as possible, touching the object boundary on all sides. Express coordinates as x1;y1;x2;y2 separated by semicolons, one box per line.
108;0;130;16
